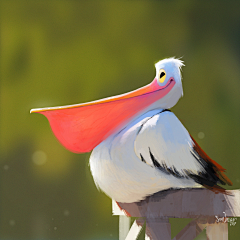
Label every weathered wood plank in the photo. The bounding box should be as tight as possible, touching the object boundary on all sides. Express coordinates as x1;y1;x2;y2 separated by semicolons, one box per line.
113;189;239;240
117;189;240;218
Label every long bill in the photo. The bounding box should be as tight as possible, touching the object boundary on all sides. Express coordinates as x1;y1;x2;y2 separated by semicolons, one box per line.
30;78;175;153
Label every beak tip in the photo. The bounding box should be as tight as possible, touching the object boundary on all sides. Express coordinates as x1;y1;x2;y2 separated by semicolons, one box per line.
30;108;39;114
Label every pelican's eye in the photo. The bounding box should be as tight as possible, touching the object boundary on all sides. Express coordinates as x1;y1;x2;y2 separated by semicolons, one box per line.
159;69;166;83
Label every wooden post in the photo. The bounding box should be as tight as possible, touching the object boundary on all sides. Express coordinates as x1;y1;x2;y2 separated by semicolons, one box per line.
206;222;228;240
119;216;131;240
145;218;171;240
113;189;240;240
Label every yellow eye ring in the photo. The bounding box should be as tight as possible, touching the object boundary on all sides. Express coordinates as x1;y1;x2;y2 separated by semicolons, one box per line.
159;69;166;83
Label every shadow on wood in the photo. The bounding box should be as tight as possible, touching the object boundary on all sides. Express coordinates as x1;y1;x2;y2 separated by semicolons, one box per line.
112;188;240;240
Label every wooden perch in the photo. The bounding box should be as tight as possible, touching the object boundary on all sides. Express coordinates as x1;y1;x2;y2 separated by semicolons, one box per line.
112;188;240;240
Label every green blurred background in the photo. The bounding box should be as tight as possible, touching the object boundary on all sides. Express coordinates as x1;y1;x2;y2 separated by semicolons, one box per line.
1;0;240;239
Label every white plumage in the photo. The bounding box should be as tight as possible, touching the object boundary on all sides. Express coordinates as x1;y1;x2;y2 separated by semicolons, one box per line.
90;109;202;203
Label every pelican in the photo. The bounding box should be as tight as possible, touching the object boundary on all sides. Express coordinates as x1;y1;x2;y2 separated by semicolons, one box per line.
31;58;232;203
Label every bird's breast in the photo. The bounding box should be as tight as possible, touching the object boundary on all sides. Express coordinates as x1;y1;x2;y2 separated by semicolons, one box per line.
89;109;163;202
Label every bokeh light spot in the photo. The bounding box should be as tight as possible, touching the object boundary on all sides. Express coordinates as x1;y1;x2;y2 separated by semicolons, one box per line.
9;220;15;226
63;210;70;216
32;150;47;166
198;132;205;139
3;165;9;170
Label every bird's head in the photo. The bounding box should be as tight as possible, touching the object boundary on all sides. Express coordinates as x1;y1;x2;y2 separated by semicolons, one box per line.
150;57;184;109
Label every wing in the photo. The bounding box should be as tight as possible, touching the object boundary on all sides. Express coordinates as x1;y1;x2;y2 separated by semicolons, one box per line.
134;110;232;193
